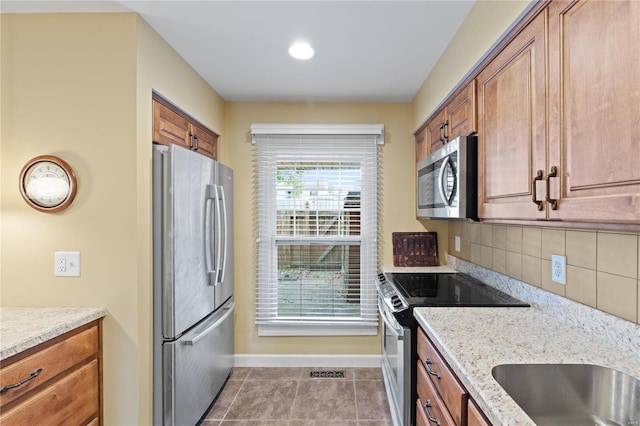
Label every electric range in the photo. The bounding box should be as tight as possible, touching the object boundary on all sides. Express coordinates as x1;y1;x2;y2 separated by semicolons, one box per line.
376;270;528;426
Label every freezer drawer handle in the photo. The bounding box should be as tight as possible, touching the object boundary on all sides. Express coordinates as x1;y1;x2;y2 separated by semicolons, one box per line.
183;303;235;346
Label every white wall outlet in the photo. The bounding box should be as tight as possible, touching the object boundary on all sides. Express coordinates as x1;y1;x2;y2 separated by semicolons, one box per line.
454;236;461;252
54;252;80;277
551;254;566;285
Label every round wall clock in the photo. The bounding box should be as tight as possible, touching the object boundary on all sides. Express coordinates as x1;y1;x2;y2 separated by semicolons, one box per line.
19;155;77;213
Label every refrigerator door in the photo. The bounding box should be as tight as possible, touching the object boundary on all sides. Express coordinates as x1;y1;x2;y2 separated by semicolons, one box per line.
155;144;217;339
163;299;235;426
213;163;234;309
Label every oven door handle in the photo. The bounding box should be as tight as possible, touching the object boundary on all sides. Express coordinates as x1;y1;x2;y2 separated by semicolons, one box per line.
380;308;404;340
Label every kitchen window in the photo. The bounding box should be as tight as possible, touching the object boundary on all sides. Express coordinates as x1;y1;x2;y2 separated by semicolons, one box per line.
251;124;383;336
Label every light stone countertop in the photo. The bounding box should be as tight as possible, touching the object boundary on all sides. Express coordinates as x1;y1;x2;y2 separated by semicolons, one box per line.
0;307;107;361
414;307;640;426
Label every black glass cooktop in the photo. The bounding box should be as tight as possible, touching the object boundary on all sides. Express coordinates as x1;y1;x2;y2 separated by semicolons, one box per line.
386;272;529;307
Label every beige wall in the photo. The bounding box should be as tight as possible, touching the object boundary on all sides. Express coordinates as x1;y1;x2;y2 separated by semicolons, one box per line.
1;13;225;425
412;0;530;130
1;13;139;425
224;102;446;355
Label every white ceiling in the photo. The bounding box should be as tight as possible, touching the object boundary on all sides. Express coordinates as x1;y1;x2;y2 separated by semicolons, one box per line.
2;1;476;102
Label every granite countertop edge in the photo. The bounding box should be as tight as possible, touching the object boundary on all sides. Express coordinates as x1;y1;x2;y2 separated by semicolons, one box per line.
0;307;107;361
413;307;640;426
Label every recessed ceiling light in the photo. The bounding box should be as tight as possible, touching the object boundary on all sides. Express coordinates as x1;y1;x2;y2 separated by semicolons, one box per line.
289;42;314;60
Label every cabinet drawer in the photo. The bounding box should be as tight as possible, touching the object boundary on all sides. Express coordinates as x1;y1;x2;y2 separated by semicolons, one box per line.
417;328;467;426
0;359;100;426
417;361;456;426
0;325;99;407
468;399;492;426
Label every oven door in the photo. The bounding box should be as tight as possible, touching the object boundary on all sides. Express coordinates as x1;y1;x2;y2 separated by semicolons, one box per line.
379;299;411;426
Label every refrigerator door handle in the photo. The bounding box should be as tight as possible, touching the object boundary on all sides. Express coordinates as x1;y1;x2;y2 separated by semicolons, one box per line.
213;184;223;287
206;184;218;286
217;185;228;284
182;302;235;346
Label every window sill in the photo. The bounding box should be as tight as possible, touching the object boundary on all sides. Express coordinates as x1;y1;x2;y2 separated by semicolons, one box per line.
258;323;378;337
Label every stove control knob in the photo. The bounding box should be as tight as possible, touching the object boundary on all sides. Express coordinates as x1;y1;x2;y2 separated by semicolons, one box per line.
391;296;402;308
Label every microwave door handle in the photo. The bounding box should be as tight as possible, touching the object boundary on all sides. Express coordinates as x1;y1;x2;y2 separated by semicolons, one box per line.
438;155;452;207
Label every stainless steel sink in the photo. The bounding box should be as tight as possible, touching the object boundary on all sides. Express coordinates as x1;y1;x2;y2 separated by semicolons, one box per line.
491;364;640;426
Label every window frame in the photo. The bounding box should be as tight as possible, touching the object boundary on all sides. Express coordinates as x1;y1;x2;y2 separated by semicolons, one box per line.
251;124;383;336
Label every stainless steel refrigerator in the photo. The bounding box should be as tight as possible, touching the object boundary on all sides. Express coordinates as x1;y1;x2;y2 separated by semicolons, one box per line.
152;144;234;426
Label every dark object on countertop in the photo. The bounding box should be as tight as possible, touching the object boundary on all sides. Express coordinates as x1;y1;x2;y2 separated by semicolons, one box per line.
392;232;439;267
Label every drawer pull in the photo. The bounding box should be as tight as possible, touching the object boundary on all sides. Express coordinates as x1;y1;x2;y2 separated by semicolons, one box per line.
424;358;441;379
0;368;43;394
423;400;441;425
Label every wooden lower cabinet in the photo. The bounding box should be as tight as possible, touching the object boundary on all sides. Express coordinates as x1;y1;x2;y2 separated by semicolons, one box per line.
417;362;456;426
0;320;103;426
417;327;491;426
468;399;491;426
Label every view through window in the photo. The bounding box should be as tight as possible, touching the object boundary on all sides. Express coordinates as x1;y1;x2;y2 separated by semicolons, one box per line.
252;125;382;335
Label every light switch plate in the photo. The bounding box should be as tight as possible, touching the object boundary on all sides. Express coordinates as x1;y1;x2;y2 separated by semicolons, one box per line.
54;251;80;277
551;254;566;285
454;236;461;252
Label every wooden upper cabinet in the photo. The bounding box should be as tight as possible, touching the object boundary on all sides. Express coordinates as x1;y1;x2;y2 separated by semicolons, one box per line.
446;80;477;142
415;80;477;165
477;11;547;220
547;0;640;224
153;101;191;149
190;123;218;160
415;126;429;164
152;94;219;160
426;108;448;156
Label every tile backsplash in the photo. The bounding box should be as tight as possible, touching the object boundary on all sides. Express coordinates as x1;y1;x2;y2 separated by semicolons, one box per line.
448;222;640;324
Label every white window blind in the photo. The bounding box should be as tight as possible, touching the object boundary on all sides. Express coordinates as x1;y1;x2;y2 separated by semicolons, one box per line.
252;124;383;336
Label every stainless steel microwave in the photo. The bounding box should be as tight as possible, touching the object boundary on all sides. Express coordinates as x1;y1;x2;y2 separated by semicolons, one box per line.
416;134;477;220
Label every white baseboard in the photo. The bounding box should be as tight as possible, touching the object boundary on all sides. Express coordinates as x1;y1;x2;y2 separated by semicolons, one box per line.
234;354;382;368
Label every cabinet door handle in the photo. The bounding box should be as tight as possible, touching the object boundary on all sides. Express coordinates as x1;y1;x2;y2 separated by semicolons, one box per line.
0;368;43;394
193;135;199;151
532;169;544;211
188;132;194;149
546;166;558;210
423;400;441;425
424;358;441;379
438;120;449;144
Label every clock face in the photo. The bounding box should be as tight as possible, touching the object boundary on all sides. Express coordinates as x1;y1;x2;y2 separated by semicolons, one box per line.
19;156;77;212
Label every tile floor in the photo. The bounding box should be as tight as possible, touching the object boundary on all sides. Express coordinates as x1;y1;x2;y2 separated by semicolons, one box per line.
200;367;393;426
